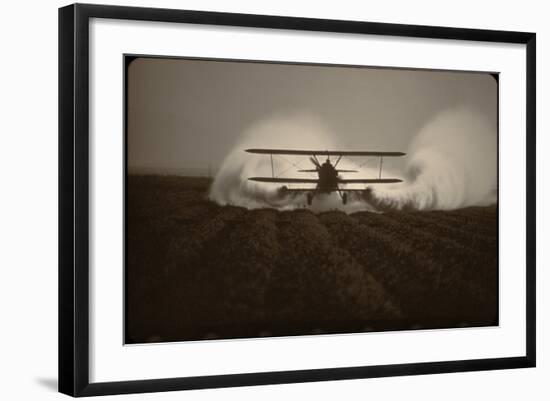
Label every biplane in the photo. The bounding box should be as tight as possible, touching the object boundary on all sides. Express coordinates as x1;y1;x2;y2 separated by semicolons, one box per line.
245;148;406;205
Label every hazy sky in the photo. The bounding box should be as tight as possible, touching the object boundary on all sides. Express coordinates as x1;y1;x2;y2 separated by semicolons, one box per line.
127;57;497;171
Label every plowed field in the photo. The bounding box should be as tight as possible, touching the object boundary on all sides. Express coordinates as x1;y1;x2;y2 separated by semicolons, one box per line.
126;175;498;343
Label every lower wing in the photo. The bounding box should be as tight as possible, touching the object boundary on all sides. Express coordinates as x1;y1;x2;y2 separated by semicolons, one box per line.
281;188;315;193
338;178;402;184
248;177;318;184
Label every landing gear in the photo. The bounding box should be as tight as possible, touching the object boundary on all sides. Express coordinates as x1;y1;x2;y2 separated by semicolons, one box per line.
342;193;348;205
307;193;313;206
277;185;289;198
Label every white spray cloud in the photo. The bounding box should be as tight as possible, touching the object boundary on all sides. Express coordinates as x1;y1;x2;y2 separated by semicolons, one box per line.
209;108;497;212
366;107;497;210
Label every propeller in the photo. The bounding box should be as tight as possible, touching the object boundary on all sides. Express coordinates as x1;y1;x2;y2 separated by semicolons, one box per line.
309;157;321;168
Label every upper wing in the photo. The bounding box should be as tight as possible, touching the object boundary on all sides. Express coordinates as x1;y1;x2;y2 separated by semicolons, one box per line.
338;178;403;184
297;168;359;173
246;149;406;157
249;177;402;184
248;177;318;184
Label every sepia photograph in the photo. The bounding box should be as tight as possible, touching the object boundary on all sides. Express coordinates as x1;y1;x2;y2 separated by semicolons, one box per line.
125;55;498;344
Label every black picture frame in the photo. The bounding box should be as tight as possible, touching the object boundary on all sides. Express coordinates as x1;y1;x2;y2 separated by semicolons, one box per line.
59;3;536;397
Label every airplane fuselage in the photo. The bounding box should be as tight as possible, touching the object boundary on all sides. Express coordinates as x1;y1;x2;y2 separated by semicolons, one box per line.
316;160;339;193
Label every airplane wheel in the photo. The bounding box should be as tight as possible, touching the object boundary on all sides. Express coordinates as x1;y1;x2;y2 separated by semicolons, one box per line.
277;185;289;198
307;193;313;206
342;193;348;205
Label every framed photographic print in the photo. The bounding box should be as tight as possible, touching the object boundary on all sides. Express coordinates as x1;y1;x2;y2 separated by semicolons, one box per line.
58;3;536;397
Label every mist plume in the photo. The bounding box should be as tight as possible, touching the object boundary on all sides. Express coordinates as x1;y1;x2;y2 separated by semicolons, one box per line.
366;107;497;210
209;108;497;212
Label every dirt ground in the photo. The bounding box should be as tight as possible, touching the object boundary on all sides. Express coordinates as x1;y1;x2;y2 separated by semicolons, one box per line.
126;175;498;343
